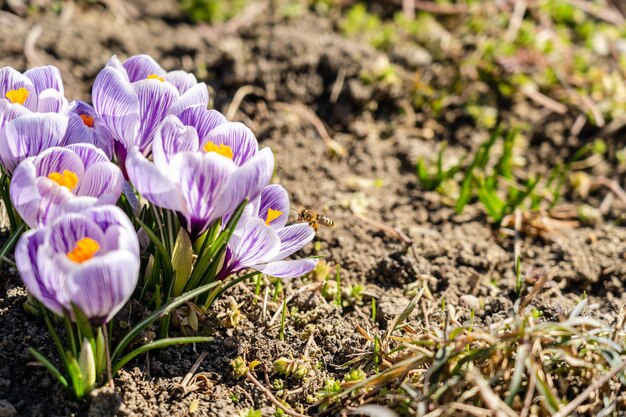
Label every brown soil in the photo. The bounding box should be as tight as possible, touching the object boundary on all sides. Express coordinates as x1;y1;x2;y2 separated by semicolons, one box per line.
1;1;625;416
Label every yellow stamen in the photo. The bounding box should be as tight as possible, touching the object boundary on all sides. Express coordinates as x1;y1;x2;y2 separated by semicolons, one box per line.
67;237;100;263
147;74;165;82
203;142;234;159
48;170;79;190
79;114;94;128
5;87;29;105
265;208;283;225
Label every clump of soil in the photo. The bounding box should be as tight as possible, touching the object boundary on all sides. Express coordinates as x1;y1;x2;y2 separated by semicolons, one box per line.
1;1;625;416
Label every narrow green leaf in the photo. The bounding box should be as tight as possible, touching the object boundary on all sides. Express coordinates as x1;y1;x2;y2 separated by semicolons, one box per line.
0;223;26;267
111;281;220;362
66;355;85;399
113;336;213;374
185;199;248;292
28;348;69;388
416;158;432;189
505;345;527;405
135;218;174;280
71;303;94;344
535;371;561;413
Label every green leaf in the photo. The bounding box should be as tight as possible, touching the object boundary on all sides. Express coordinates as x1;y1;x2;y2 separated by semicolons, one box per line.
71;303;94;343
0;223;26;267
456;129;498;213
206;271;260;308
185;199;248;293
95;327;106;379
416;158;432;189
535;370;561;413
135;218;174;280
171;228;194;297
505;345;527;405
66;355;85;399
113;336;213;374
111;280;220;363
28;348;68;388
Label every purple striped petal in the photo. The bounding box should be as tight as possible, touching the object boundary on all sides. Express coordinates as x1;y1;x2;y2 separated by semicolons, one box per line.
16;229;65;316
253;259;318;279
36;179;78;226
36;89;67;113
152;115;199;168
258;184;290;229
0;98;32;129
166;70;198;94
132;79;179;153
126;146;187;214
10;158;40;227
169;151;237;237
169;82;208;116
92;66;140;150
76;162;123;202
63;112;93;145
65;251;139;325
177;107;226;141
82;205;133;229
0;67;37;110
200;122;258;166
47;213;105;254
222;147;274;213
24;66;64;95
82;206;138;256
104;55;128;80
123;55;165;82
273;223;316;260
0;112;68;172
65;144;109;169
101;224;139;255
228;217;281;269
35;147;85;178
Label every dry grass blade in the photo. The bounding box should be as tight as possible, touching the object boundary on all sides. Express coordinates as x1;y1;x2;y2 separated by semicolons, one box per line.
552;360;626;417
383;288;424;348
466;367;517;417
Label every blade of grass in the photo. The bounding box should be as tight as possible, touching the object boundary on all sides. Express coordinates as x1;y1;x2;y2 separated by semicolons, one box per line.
28;348;69;388
113;336;213;374
111;281;219;362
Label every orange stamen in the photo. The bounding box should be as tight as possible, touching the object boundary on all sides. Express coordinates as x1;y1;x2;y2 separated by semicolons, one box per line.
48;170;79;190
5;88;29;105
265;208;283;225
147;74;165;82
203;142;234;159
79;114;94;128
67;237;100;263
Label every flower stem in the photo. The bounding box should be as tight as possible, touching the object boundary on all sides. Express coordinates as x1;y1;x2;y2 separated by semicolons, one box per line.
102;324;114;389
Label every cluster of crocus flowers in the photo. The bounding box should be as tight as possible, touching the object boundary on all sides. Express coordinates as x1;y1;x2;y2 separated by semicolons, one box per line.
1;55;318;397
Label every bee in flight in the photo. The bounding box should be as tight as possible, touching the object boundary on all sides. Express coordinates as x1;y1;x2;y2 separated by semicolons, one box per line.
295;208;334;233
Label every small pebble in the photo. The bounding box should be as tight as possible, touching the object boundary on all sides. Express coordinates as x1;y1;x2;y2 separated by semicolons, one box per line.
460;294;480;311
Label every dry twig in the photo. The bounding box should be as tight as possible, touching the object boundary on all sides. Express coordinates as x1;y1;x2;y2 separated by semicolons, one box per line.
245;371;310;417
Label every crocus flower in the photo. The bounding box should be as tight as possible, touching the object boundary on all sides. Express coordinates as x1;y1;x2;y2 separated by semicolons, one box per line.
0;65;67;126
15;205;140;325
63;100;114;158
217;184;318;279
10;144;123;228
92;54;208;163
0;112;69;173
126;114;274;239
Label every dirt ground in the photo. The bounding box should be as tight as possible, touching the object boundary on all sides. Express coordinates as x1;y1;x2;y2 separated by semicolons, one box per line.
1;1;626;416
